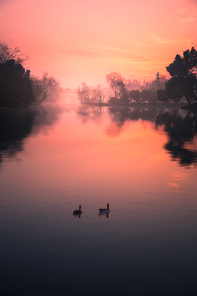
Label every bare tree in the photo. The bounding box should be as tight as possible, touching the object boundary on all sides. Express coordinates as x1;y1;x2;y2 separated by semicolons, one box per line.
77;82;92;102
77;82;106;104
106;72;123;99
31;72;60;104
91;84;106;103
0;41;27;64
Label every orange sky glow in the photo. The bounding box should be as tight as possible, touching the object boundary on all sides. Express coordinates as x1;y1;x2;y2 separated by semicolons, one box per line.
1;0;197;88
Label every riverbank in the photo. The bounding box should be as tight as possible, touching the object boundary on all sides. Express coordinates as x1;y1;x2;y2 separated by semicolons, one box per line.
81;101;188;108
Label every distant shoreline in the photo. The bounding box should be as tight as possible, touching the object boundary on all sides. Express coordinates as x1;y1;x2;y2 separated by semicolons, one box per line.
81;101;188;108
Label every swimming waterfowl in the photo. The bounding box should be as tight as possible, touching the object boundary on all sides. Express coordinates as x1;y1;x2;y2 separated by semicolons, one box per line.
99;203;110;213
73;205;82;215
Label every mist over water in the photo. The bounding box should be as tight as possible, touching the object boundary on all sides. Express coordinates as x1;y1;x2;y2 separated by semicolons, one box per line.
1;102;197;296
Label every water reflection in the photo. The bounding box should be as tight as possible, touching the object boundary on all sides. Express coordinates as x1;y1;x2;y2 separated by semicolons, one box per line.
2;104;196;170
78;104;105;123
108;106;158;124
0;103;63;165
78;104;197;168
98;212;110;218
32;103;64;130
0;109;34;163
2;104;196;169
156;111;197;167
73;212;83;218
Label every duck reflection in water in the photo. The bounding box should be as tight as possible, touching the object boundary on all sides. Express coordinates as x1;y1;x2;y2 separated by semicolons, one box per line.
99;212;110;218
73;205;83;218
99;203;110;218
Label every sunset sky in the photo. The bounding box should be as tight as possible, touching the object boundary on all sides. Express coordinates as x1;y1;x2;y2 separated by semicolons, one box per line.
1;0;197;88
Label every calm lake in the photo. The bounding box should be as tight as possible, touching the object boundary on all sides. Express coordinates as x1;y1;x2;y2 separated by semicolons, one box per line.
1;103;197;296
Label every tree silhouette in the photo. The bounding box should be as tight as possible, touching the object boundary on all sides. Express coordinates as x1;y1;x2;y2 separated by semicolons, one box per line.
31;72;60;104
106;72;123;99
157;47;197;105
0;41;27;64
129;90;141;102
0;59;34;107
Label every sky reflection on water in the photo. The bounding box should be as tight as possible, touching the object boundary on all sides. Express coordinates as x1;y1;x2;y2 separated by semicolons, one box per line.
0;104;197;296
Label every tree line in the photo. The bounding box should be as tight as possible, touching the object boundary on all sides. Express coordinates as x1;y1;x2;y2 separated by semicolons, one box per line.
78;72;167;105
78;47;197;107
2;41;196;108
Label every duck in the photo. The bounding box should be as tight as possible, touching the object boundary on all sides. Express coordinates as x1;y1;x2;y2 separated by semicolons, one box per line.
99;203;110;213
73;205;82;215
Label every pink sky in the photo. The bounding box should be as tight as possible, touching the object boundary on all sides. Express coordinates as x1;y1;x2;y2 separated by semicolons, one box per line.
1;0;197;88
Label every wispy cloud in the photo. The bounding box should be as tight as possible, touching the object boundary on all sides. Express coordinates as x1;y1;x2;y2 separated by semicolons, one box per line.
92;45;128;53
150;34;196;47
93;45;152;62
181;36;196;47
61;45;152;64
149;35;173;44
177;16;195;23
175;7;186;14
174;4;195;24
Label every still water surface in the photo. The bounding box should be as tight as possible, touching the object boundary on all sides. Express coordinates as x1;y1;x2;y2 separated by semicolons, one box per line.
0;104;197;296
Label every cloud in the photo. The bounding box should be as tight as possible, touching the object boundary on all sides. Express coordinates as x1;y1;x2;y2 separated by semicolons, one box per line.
150;34;196;47
174;3;195;23
181;36;196;47
150;35;173;44
177;16;195;23
93;45;128;53
60;46;151;63
175;7;186;14
93;45;152;62
127;55;151;62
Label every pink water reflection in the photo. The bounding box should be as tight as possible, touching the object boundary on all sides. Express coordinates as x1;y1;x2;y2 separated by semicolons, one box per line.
1;106;196;216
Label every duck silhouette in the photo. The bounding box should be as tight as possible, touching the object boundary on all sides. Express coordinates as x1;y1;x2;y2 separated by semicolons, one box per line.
99;203;110;213
73;205;82;216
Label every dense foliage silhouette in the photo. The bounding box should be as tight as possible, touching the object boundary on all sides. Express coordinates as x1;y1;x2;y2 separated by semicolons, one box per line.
157;47;197;106
0;59;34;107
